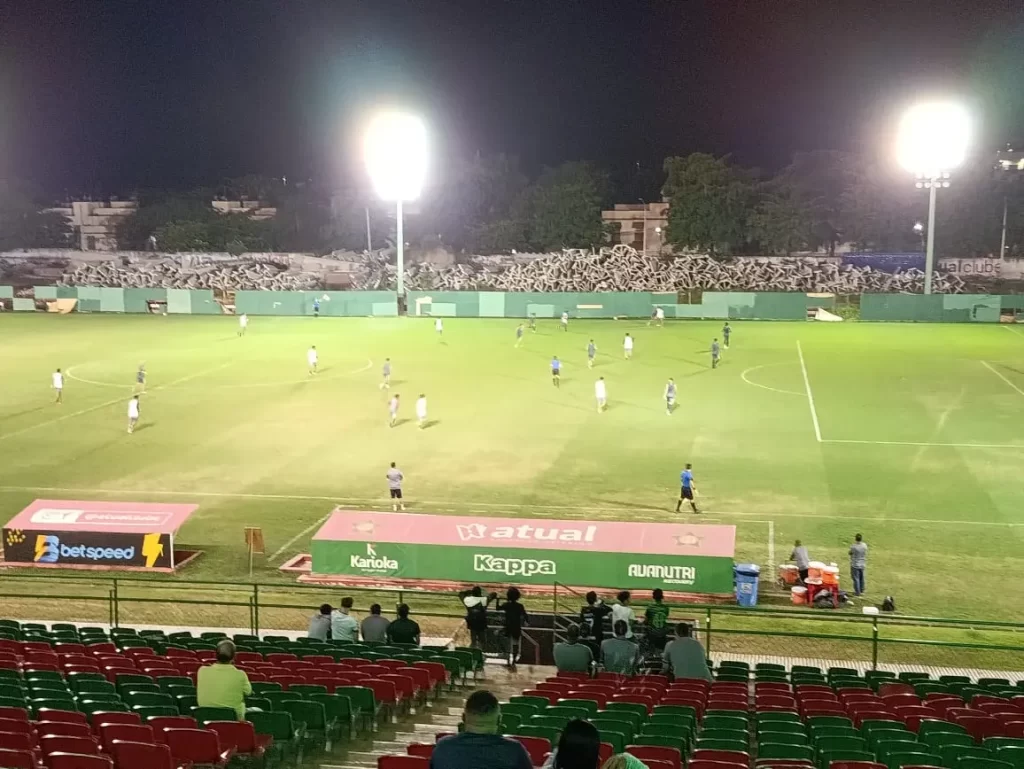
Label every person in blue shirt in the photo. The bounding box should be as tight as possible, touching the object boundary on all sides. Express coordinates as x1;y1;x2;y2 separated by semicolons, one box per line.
711;338;721;369
722;322;731;349
514;324;524;348
551;356;561;387
586;340;597;369
313;298;320;317
134;364;146;394
676;463;700;514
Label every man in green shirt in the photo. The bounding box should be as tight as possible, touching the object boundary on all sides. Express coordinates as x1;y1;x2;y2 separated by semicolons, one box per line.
196;640;252;719
386;603;421;645
644;588;671;651
553;624;594;674
662;622;712;682
600;620;638;675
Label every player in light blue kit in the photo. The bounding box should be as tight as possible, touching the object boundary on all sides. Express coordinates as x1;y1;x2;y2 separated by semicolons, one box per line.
587;339;597;368
664;378;676;415
711;338;721;369
676;463;700;514
551;356;561;388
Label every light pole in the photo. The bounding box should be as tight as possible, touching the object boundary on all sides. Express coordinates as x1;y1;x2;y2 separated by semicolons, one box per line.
896;101;970;294
639;198;648;255
364;111;428;296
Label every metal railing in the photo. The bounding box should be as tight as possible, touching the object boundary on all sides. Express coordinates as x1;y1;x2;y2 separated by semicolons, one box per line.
3;573;1024;670
551;582;1024;671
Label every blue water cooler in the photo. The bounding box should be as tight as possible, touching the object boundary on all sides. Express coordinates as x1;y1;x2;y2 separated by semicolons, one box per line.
734;563;761;607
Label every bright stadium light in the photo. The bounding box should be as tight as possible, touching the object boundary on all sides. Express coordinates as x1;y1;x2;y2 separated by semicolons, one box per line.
364;111;428;296
895;101;971;294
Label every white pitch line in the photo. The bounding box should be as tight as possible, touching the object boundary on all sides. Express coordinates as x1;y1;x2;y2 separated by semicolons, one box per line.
824;438;1024;450
269;512;333;562
0;484;1020;527
740;363;804;396
0;361;233;441
981;360;1024;399
796;340;822;442
1004;325;1024;339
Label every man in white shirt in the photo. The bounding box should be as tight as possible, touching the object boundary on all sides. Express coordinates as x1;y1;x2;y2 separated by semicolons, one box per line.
560;311;569;331
307;346;318;375
331;597;359;642
594;377;607;413
238;313;248;337
127;396;140;434
655;306;665;326
611;591;637;639
623;333;634;359
52;369;64;404
416;394;428;429
388;394;400;427
435;318;443;337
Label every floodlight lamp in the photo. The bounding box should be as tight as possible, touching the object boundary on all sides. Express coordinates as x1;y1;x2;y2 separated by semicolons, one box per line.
364;111;428;202
895;101;970;177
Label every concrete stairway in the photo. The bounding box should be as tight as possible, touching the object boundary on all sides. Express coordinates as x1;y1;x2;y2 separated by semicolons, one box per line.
318;663;549;769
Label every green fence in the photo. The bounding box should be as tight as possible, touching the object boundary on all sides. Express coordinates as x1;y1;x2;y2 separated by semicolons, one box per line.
2;285;1021;322
1;573;1023;670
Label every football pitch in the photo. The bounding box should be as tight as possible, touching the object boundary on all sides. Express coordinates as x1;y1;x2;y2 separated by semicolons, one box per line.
1;314;1023;621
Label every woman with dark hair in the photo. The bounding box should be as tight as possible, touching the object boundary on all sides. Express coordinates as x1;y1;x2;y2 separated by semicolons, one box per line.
497;586;528;669
543;719;601;769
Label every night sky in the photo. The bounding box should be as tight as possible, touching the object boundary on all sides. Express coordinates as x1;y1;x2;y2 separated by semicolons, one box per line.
3;0;1022;195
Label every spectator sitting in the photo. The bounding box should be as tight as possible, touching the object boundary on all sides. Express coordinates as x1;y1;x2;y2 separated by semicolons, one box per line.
644;588;670;650
307;603;332;641
361;603;390;643
611;590;636;639
662;622;712;682
196;639;252;720
553;624;594;674
542;718;601;769
386;603;421;645
431;690;532;769
331;596;359;642
601;620;638;675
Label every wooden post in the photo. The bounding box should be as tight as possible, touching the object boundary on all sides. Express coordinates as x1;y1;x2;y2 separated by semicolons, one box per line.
244;527;265;578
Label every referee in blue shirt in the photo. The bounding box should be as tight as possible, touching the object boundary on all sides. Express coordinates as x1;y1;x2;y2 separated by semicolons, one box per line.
676;463;700;514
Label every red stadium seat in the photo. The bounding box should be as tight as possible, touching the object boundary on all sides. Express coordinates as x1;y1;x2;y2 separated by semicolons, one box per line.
508;735;550;766
163;728;234;768
146;716;197;736
0;748;35;769
36;722;93;739
0;707;29;722
691;749;749;765
205;721;273;762
406;743;434;758
98;724;155;752
109;740;178;769
878;683;916;697
626;744;682;769
46;753;114;769
89;712;141;728
39;736;100;757
36;710;89;725
378;757;429;769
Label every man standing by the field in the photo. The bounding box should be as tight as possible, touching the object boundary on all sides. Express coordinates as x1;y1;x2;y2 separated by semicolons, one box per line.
587;339;597;369
387;461;405;511
307;345;318;375
849;533;868;596
711;338;721;369
380;358;391;390
675;463;699;514
51;368;64;404
551;356;561;387
313;298;320;318
560;310;569;332
722;322;731;349
664;378;676;416
238;313;248;337
623;333;634;360
514;324;524;348
595;376;607;413
135;364;146;393
388;394;400;427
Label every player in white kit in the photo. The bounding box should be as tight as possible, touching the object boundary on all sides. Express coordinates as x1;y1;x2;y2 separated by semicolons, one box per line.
388;394;400;427
623;333;634;359
595;377;607;413
416;394;428;429
435;318;443;337
127;395;140;433
307;346;318;375
560;311;569;331
238;313;248;337
52;368;64;404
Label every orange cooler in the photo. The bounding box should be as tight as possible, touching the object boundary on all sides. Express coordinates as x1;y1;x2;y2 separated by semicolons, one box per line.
822;566;840;586
791;586;808;605
778;564;800;586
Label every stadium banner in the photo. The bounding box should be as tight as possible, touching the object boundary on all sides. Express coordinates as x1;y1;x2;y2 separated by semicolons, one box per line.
1;499;197;572
311;510;736;594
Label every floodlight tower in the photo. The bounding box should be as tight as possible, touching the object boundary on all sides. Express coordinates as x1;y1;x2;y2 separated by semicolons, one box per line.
895;102;970;294
364;111;428;296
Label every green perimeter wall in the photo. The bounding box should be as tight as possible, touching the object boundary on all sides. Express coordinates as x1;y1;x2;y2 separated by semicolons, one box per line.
2;286;1021;322
311;539;734;594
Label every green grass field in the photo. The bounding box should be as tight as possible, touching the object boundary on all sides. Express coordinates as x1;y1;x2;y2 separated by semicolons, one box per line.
2;313;1024;626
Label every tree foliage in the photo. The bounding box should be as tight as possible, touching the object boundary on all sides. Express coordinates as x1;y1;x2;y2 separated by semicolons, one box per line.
0;179;71;250
661;154;754;255
524;161;610;251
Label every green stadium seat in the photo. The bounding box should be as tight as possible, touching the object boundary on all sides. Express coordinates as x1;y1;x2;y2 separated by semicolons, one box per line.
310;692;353;741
